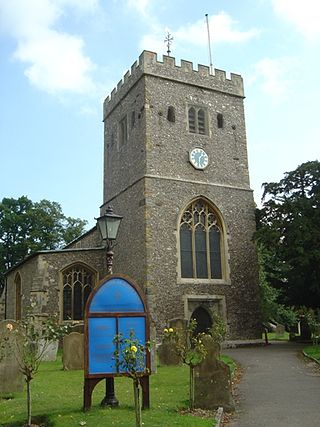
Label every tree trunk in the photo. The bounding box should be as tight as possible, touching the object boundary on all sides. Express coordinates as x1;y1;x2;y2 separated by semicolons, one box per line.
189;366;195;410
27;378;32;426
133;379;142;427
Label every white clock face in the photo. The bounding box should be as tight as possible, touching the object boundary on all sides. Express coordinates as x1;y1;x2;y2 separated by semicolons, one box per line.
189;148;209;170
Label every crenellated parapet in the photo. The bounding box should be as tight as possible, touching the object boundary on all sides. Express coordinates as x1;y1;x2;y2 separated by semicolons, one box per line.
103;50;244;119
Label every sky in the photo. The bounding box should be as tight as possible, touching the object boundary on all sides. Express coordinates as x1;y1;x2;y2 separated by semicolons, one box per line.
0;0;319;229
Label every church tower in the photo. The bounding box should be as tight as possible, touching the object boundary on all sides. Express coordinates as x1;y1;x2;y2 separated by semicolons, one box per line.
102;51;261;340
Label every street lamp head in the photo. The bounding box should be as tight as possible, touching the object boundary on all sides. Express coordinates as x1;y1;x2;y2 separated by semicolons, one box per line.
96;206;123;242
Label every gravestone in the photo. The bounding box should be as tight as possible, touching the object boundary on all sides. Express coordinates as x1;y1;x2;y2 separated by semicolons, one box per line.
169;318;188;332
275;324;285;338
0;320;24;394
158;318;187;366
158;341;180;366
39;339;59;361
63;332;84;370
194;334;235;412
71;323;84;334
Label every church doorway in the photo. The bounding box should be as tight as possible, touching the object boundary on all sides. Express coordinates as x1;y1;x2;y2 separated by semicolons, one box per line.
191;306;212;336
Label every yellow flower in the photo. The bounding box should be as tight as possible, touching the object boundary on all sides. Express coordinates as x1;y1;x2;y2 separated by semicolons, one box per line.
163;328;168;333
130;345;138;353
6;323;13;331
168;328;174;333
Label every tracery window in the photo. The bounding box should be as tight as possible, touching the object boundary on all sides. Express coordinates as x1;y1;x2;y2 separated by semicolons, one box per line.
62;264;94;320
180;199;223;279
188;107;208;135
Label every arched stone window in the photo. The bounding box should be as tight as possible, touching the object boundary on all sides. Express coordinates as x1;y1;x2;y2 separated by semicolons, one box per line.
14;272;22;320
62;264;95;320
180;199;224;279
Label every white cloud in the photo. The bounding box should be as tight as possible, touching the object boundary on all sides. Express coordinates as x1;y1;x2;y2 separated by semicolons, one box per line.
251;57;296;101
0;0;98;95
177;13;258;45
140;12;258;54
272;0;320;41
126;0;151;17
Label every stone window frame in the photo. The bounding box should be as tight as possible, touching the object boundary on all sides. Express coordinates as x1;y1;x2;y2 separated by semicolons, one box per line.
60;262;98;322
183;294;227;325
177;197;230;285
187;105;209;135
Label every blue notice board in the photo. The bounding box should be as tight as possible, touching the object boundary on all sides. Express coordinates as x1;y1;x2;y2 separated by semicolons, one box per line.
85;276;149;377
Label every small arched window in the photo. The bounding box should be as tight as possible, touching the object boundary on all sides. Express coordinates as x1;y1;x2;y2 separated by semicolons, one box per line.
217;113;224;129
62;264;95;320
180;199;224;279
167;106;175;122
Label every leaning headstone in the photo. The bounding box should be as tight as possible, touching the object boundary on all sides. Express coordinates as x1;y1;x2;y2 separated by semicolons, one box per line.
0;320;24;394
275;324;285;338
62;332;84;370
194;334;235;412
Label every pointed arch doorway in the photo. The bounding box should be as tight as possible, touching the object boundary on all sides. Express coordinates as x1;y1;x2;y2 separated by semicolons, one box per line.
191;306;212;336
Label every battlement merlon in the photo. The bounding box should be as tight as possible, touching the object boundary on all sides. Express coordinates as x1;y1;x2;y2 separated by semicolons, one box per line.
103;50;244;120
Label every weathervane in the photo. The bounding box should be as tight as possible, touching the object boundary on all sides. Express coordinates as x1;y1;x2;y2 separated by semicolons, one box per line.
164;32;173;56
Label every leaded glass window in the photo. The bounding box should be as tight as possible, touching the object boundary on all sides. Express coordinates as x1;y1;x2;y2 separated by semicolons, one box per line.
62;265;94;320
180;199;223;279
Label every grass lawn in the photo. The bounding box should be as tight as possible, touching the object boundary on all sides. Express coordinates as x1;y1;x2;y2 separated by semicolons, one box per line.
303;345;320;362
0;355;234;426
265;332;290;341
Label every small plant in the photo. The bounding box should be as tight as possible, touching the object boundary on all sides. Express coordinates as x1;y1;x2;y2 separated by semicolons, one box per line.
113;330;150;427
163;319;207;410
208;314;227;357
1;311;71;427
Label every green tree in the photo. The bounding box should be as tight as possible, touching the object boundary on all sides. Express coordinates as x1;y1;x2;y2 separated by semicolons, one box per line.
255;160;320;308
163;320;207;410
0;196;87;294
1;312;71;426
113;331;150;427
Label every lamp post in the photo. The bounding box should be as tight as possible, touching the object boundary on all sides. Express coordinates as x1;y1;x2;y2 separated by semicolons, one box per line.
96;206;123;408
96;206;123;275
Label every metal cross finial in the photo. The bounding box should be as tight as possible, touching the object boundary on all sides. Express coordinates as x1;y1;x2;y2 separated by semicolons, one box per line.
164;31;173;56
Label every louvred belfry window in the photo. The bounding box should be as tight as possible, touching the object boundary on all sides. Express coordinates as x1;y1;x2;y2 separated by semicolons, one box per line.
62;265;95;320
180;199;223;279
188;107;208;135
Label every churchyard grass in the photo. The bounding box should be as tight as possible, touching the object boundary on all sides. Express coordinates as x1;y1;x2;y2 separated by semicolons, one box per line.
0;353;234;426
303;345;320;362
266;332;290;341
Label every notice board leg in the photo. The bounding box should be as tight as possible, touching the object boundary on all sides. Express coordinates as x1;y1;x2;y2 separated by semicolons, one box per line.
83;378;104;412
141;375;150;409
